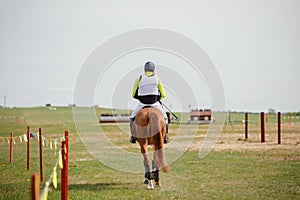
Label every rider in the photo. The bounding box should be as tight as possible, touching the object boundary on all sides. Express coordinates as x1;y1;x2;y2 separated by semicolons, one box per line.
130;61;169;144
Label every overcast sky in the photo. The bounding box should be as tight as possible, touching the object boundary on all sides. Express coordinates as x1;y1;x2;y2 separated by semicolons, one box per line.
0;0;299;112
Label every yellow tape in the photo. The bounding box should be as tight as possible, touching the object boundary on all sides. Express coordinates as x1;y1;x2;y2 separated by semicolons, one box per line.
58;151;63;169
41;182;49;200
53;167;57;189
23;134;28;143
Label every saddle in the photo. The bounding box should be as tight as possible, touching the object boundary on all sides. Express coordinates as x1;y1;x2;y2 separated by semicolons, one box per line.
132;106;153;122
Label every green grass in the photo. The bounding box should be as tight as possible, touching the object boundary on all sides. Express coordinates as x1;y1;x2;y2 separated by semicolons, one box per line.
0;107;299;199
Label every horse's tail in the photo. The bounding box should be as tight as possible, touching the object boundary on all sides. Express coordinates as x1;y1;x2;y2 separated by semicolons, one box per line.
149;109;170;173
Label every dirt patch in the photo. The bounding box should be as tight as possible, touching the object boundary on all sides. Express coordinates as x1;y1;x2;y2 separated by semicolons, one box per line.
189;122;300;160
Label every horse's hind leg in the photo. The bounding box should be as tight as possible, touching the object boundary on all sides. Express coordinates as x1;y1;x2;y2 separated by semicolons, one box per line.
143;156;154;190
152;160;160;186
141;146;154;189
144;171;153;190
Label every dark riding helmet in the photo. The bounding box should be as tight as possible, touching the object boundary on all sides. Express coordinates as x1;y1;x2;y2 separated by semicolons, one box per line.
144;61;155;72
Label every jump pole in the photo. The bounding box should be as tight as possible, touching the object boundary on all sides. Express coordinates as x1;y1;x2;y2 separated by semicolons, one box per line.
10;132;13;164
260;112;265;143
27;126;30;170
245;113;248;140
278;112;281;144
39;128;43;182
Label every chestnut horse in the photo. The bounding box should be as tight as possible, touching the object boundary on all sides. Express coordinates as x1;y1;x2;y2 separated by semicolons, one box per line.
132;107;169;189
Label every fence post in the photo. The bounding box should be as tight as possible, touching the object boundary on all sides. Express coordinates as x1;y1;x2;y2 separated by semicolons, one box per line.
278;112;281;144
10;132;13;164
27;126;30;170
245;113;248;140
61;141;65;200
65;130;68;199
39;128;43;182
61;140;68;200
260;112;265;143
61;131;69;200
31;174;40;200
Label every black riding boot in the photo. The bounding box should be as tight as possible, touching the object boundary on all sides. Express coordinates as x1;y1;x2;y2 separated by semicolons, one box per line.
129;118;136;143
164;121;169;144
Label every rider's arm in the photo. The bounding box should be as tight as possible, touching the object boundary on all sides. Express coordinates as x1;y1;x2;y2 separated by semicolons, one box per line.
158;78;166;100
131;77;140;98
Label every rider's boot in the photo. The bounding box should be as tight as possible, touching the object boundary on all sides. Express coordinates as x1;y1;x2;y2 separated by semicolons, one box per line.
164;121;169;144
129;118;136;143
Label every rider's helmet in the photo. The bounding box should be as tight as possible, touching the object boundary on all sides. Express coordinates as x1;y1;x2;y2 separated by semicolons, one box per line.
144;61;155;72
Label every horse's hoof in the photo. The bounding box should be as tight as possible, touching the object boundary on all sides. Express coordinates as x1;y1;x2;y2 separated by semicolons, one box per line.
147;180;154;190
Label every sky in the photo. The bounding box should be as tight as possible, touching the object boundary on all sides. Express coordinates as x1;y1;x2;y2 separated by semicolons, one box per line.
0;0;299;112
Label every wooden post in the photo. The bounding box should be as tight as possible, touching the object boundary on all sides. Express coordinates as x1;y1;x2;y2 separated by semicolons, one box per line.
65;130;68;199
245;113;248;140
260;112;265;143
39;128;43;182
10;132;13;164
61;131;69;200
61;140;68;200
61;141;65;200
31;174;40;200
27;126;30;170
278;112;281;144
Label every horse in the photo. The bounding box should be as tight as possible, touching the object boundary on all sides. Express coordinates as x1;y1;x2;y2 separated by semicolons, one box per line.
132;106;170;190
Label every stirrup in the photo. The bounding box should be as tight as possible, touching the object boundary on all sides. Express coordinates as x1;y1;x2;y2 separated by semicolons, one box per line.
164;135;169;144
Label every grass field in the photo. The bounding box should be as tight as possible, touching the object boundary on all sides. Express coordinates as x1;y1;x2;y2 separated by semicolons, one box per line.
0;107;299;199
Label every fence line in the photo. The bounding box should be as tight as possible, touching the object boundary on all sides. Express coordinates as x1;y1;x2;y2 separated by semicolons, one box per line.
0;126;69;200
37;131;69;200
0;127;65;167
39;149;62;200
0;130;63;148
243;112;284;143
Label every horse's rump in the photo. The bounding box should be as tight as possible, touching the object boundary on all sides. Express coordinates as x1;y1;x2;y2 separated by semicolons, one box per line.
133;107;169;173
133;107;165;144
